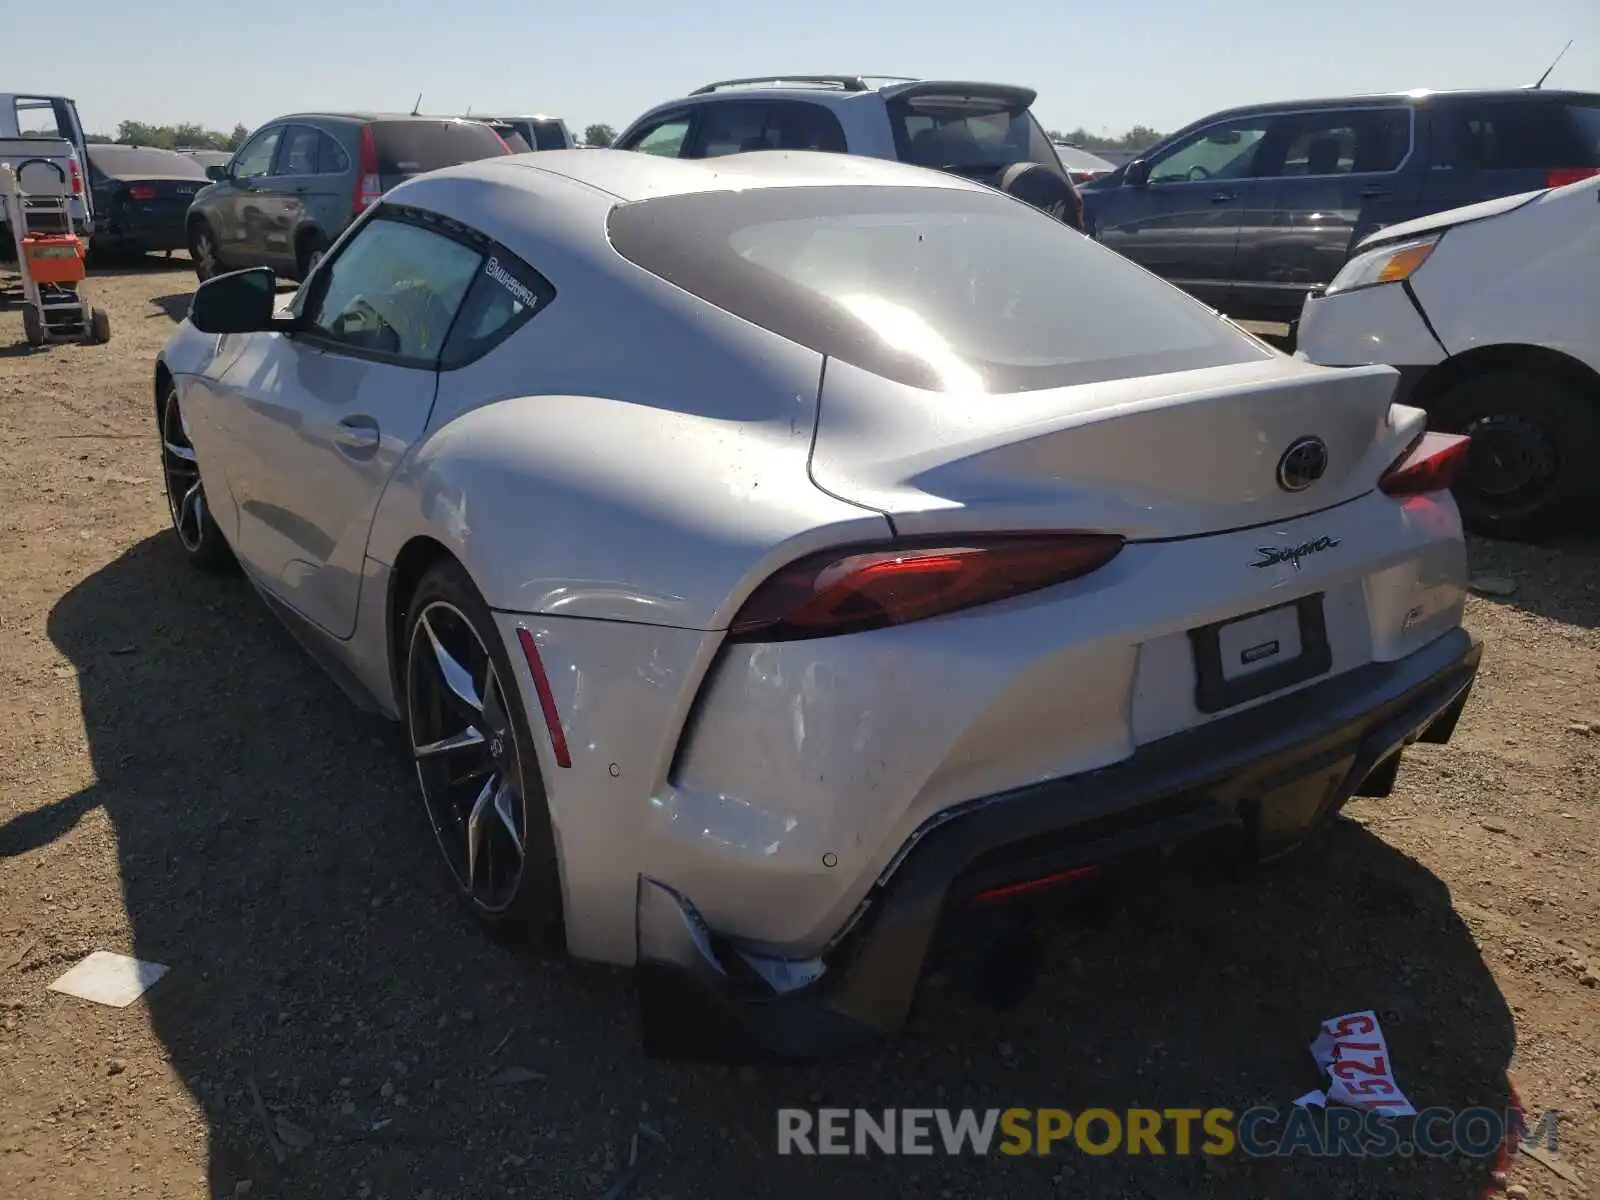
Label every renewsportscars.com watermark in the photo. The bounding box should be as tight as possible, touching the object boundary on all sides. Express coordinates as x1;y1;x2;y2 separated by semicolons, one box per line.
777;1106;1560;1159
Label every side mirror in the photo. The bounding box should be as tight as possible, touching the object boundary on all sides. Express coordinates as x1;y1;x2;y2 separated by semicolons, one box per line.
205;164;229;182
189;267;280;334
1124;159;1151;187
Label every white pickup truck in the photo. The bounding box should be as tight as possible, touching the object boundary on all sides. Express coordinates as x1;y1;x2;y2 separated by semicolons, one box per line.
0;92;93;240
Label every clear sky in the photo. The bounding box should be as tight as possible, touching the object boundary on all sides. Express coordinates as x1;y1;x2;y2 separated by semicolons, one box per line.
18;0;1599;140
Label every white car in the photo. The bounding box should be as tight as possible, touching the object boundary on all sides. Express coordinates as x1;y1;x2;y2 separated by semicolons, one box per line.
157;148;1482;1061
1297;175;1600;539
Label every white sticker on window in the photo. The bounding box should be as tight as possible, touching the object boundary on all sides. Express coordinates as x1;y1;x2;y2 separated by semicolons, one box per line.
484;255;540;309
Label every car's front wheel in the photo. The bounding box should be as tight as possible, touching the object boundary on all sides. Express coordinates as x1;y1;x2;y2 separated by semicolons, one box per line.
1431;367;1600;540
403;560;563;937
158;378;232;569
296;231;328;282
188;220;223;283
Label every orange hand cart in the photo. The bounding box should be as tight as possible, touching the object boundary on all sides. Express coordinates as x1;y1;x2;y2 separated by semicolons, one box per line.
1;157;109;346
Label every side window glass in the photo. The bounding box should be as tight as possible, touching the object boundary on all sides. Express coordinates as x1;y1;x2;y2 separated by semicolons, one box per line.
771;103;848;153
1278;115;1359;177
1447;101;1578;171
440;250;556;368
693;103;775;157
233;128;282;179
280;126;320;175
13;98;63;138
308;216;483;362
1351;110;1410;174
1148;119;1271;184
316;132;350;175
626;118;692;157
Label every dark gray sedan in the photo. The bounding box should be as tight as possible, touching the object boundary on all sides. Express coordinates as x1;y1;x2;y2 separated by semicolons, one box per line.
184;113;510;282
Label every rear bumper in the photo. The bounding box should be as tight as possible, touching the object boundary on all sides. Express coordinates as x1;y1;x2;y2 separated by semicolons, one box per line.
94;214;188;252
635;626;1481;1062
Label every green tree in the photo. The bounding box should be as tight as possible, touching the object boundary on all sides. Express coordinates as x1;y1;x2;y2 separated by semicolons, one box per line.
116;120;173;148
112;120;239;150
1048;125;1164;152
228;124;250;150
583;123;617;147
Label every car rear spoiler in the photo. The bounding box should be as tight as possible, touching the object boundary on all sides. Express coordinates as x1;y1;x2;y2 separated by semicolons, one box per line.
877;81;1037;109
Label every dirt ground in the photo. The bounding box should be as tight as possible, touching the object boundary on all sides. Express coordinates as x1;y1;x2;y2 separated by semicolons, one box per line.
0;257;1596;1200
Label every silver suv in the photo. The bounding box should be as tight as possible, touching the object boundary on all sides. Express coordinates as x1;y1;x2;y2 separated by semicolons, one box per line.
613;75;1083;228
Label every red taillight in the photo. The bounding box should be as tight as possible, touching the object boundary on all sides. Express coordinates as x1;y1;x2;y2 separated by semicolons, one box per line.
1548;167;1600;188
1070;170;1093;185
69;158;82;195
726;534;1125;643
515;627;571;769
127;184;157;202
973;865;1101;904
1379;431;1472;497
353;125;383;214
493;131;514;155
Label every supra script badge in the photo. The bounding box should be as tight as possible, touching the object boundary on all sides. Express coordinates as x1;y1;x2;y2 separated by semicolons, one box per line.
1251;535;1340;570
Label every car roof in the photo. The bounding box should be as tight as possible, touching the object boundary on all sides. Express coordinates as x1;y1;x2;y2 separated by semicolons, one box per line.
1200;87;1599;122
267;112;488;125
652;75;1038;109
422;146;996;205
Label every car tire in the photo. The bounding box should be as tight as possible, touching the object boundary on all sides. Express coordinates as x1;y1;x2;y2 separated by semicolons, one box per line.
1429;367;1600;540
21;303;45;347
188;219;223;283
295;231;328;282
158;376;232;570
402;559;564;942
996;161;1084;231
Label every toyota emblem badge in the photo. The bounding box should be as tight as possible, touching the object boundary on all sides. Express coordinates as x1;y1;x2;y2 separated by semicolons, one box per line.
1276;436;1329;492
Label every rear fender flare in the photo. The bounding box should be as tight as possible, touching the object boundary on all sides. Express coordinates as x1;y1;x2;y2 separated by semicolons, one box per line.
362;394;891;629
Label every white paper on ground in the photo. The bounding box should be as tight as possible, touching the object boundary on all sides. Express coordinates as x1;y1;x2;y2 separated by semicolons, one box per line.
48;951;169;1008
1297;1009;1416;1116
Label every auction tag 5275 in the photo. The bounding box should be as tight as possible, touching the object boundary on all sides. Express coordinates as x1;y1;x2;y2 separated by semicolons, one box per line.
1297;1009;1417;1116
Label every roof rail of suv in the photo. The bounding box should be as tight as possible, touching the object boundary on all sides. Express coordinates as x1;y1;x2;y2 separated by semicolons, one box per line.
688;75;918;95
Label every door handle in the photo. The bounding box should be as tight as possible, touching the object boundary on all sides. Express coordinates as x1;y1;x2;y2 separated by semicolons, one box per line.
1359;187;1392;199
1210;191;1238;203
335;415;380;455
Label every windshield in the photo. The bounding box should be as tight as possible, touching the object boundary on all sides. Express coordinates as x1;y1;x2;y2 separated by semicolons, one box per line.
888;93;1063;178
369;120;509;174
86;145;209;178
609;185;1265;393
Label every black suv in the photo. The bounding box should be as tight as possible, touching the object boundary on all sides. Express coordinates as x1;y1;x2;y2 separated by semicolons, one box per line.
1080;88;1600;324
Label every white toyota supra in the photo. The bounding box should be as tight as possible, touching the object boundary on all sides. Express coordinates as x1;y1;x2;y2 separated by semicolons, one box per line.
154;148;1483;1060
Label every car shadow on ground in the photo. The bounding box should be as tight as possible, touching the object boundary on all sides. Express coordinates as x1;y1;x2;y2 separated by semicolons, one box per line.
3;533;1518;1198
87;251;194;277
1468;531;1600;631
151;293;191;323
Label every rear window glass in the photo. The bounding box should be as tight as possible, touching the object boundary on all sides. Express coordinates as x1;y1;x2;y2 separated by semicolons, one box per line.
1447;98;1600;169
86;145;208;178
369;120;509;173
531;121;570;150
608;186;1267;394
1566;102;1600;162
889;93;1062;179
